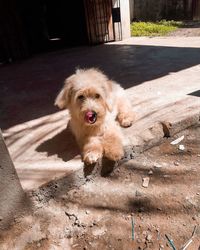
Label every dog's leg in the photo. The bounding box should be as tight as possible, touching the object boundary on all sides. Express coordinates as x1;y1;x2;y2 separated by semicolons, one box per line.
82;137;103;165
103;127;124;161
116;94;135;128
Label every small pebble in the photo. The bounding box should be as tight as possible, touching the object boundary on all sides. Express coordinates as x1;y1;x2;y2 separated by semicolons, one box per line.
163;175;169;178
179;144;185;151
142;177;150;188
153;164;162;168
174;161;179;166
148;170;153;175
93;220;97;226
146;234;152;241
37;243;41;247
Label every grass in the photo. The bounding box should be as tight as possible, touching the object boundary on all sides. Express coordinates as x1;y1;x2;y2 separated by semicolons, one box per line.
131;20;183;37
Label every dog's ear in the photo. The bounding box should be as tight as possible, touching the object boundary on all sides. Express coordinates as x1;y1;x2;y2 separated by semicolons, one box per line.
54;88;67;109
54;76;74;109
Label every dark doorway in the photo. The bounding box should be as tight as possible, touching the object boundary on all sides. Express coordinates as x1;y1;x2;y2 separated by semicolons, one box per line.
45;0;88;48
21;0;89;51
0;0;89;63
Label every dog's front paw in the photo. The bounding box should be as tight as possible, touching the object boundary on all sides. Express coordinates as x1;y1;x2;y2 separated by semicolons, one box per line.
117;113;135;128
120;116;134;128
83;151;102;165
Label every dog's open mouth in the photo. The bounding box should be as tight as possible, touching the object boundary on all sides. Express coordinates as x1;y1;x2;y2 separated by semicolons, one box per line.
85;111;97;124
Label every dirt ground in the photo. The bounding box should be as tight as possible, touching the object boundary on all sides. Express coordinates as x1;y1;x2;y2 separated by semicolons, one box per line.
168;21;200;37
0;125;200;250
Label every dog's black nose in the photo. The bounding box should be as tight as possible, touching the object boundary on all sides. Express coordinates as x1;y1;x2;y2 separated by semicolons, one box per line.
85;110;97;124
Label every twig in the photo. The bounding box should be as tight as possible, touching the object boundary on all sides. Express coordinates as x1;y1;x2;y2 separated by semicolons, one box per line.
180;226;197;250
165;234;177;250
181;239;193;250
131;217;135;240
192;225;197;237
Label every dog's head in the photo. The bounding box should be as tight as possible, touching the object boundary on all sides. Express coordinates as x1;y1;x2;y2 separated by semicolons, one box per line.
55;68;113;126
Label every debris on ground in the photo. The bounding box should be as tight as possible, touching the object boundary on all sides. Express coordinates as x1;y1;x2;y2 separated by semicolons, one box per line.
178;144;185;151
170;135;184;145
0;125;200;249
142;177;150;188
165;234;177;250
180;226;197;250
131;217;135;240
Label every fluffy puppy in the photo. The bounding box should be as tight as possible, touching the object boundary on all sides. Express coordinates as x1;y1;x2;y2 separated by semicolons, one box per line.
55;68;135;165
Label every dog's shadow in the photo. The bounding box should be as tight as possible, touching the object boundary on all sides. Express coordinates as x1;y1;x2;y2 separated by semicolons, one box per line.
36;125;80;162
36;125;117;177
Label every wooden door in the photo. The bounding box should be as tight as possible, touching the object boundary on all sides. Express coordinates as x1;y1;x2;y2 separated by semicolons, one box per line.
84;0;119;44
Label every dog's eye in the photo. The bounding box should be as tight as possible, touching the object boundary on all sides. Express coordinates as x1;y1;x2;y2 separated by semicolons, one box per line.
95;94;100;99
77;95;85;101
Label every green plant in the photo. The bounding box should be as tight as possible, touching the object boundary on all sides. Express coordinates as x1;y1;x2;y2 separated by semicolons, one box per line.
131;20;183;37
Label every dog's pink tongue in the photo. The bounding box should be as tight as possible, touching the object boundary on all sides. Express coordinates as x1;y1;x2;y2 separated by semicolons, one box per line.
85;111;97;124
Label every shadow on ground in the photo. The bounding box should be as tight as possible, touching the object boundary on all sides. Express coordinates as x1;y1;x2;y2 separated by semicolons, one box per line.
32;125;200;218
36;125;79;162
32;156;200;215
1;44;200;129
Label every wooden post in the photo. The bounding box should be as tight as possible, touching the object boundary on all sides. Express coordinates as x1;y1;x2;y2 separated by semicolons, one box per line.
0;129;27;230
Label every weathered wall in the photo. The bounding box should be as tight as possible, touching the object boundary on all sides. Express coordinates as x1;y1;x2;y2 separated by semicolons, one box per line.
131;0;193;21
193;0;200;20
0;130;27;230
129;0;135;22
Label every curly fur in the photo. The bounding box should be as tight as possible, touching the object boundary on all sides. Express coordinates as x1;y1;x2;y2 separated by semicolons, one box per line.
55;68;135;164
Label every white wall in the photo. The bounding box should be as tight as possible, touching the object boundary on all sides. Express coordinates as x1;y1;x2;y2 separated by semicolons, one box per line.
120;0;131;39
113;0;131;40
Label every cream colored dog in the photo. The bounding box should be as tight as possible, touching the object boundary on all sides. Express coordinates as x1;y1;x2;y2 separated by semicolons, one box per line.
55;68;135;165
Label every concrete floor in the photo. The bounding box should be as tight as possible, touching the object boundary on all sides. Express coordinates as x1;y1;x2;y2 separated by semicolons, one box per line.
1;36;200;129
1;36;200;190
